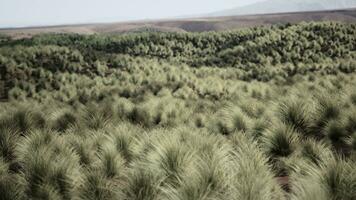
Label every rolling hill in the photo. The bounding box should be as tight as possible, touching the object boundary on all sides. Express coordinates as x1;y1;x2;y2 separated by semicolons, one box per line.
210;0;356;16
0;8;355;38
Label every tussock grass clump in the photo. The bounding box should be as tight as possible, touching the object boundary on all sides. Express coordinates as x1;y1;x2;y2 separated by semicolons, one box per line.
4;107;46;135
322;159;356;200
193;114;207;128
350;93;356;106
108;124;140;163
138;131;197;188
277;100;312;136
248;118;270;139
290;157;356;200
215;105;250;135
298;139;333;166
347;133;356;160
230;133;286;200
290;167;331;200
165;143;232;200
79;170;122;200
262;123;301;176
129;96;188;128
124;169;162;200
51;110;79;132
98;144;125;179
129;105;156;127
322;120;350;154
311;95;342;137
238;99;266;119
345;109;356;134
15;130;81;200
115;98;135;120
0;126;19;162
263;123;300;158
350;133;356;151
82;106;111;130
0;158;24;200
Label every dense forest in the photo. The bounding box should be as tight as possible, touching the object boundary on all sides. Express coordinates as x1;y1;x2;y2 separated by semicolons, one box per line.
0;22;355;200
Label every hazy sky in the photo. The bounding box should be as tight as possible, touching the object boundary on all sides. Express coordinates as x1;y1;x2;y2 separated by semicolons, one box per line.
0;0;266;28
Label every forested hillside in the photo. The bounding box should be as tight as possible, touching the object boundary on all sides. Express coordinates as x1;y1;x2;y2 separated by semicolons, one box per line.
0;22;355;200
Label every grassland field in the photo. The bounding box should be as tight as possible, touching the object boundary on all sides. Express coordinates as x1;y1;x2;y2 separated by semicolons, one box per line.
0;21;355;200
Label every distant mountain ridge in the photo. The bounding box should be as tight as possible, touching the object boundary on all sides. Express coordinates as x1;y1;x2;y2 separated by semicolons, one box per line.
1;8;356;38
210;0;356;16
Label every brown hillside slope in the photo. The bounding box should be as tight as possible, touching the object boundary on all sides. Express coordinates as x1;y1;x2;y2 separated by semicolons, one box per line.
0;8;355;38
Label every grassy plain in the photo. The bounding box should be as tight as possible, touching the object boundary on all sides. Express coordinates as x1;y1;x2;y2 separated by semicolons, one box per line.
0;22;355;199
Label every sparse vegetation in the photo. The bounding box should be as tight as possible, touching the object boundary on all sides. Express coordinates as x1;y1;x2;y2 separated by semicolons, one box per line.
0;22;356;199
